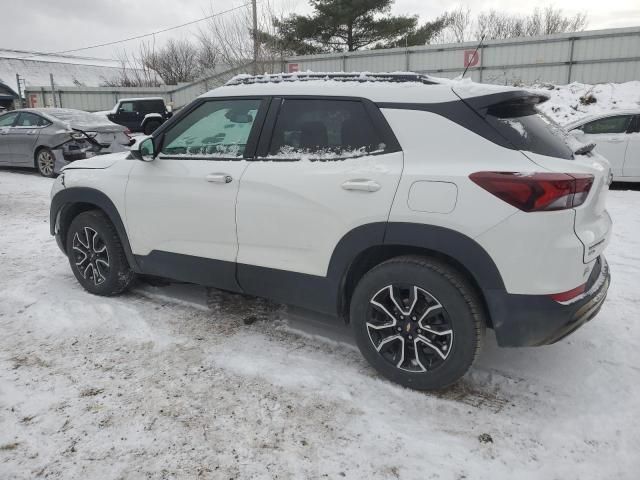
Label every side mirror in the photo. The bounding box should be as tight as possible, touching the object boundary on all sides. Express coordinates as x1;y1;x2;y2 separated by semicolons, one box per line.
138;137;156;162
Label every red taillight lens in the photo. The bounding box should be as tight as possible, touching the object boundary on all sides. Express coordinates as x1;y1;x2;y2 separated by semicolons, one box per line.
469;172;594;212
124;129;132;139
549;283;586;302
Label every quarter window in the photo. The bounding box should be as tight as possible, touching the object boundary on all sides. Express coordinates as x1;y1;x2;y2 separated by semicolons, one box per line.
579;115;633;134
268;99;385;160
160;99;260;158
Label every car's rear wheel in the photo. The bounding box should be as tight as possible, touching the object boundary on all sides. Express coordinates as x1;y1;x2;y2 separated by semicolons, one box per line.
35;148;56;178
143;120;161;135
350;256;485;390
66;210;135;296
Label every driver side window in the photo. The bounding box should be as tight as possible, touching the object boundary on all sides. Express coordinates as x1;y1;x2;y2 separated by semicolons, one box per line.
160;99;260;159
580;115;633;134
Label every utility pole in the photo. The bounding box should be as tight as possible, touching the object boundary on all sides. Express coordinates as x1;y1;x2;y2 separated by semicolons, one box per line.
49;73;58;108
15;73;23;107
252;0;258;75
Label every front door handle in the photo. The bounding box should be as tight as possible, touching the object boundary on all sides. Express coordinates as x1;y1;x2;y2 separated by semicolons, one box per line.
206;173;233;184
341;179;381;192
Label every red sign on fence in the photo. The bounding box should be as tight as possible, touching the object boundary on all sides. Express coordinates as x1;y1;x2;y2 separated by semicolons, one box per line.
463;50;480;68
288;63;300;73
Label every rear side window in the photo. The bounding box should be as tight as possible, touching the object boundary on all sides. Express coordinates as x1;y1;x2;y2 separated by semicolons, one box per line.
16;112;49;127
484;104;574;159
268;99;385;159
579;115;633;134
138;100;165;113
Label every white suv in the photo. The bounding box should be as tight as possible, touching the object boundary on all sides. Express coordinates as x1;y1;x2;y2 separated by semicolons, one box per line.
50;73;612;390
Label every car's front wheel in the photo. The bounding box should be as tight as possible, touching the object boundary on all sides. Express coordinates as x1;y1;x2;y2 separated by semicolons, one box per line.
350;256;485;390
35;148;56;178
66;210;135;296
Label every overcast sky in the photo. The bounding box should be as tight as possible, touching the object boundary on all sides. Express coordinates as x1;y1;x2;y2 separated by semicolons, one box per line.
3;0;640;61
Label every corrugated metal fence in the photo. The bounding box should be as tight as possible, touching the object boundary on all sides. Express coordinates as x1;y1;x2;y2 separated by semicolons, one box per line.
24;26;640;112
284;26;640;85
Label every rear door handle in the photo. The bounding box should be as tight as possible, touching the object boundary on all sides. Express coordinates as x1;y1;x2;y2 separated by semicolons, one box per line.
206;173;233;184
341;179;381;192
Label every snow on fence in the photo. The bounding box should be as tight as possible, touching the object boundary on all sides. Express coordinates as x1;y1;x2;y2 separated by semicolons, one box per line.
24;26;640;112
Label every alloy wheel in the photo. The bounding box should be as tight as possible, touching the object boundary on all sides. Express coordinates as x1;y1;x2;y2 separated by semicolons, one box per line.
37;150;54;176
72;227;110;286
366;284;454;372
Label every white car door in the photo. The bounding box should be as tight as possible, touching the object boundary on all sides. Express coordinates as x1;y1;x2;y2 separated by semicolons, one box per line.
235;97;403;302
622;115;640;178
125;97;266;287
573;114;634;177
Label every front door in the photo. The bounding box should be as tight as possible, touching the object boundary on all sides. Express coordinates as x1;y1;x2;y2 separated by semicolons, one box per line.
235;97;403;307
125;97;266;290
115;101;141;130
7;112;48;165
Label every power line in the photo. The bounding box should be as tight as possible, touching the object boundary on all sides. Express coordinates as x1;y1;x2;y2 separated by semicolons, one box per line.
14;2;253;61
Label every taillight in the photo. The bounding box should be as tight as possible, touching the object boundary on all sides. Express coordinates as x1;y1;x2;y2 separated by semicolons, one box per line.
469;172;594;212
124;129;132;139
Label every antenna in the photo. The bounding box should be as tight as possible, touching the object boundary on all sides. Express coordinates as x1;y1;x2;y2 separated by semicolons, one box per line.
462;34;485;79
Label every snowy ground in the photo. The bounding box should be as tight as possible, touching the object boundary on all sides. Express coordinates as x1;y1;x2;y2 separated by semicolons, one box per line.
0;169;639;479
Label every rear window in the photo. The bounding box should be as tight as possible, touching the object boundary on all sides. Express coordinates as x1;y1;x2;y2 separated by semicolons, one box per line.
138;100;165;113
484;103;574;160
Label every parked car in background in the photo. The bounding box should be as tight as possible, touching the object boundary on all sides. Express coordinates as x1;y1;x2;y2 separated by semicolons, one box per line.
566;110;640;182
101;97;172;135
50;73;611;391
0;108;132;177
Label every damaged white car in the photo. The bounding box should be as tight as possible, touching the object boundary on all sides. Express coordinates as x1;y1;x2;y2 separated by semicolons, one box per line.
0;108;133;177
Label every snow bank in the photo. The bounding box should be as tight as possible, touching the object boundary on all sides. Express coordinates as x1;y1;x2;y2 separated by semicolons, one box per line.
533;81;640;126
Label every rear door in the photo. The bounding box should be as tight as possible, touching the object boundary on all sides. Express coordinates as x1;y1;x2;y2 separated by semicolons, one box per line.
8;112;50;165
574;114;633;177
0;112;19;165
622;115;640;177
235;97;403;303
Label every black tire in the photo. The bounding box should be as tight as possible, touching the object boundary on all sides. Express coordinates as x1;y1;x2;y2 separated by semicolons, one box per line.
143;120;161;135
66;210;135;296
35;147;57;178
350;255;485;391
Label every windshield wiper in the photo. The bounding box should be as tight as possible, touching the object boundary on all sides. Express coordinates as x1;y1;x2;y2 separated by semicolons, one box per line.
574;143;596;155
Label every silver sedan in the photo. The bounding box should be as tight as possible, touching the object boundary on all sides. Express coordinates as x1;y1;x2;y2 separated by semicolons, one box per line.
0;108;133;177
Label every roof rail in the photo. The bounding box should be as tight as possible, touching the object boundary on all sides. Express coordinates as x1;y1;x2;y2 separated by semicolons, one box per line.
225;72;438;86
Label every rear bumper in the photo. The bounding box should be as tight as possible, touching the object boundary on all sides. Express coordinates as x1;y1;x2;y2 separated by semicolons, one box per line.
486;256;610;347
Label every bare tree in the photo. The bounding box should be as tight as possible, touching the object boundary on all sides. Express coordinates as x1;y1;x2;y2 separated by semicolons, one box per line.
474;7;587;40
197;0;289;74
102;46;162;87
144;38;208;85
437;6;472;43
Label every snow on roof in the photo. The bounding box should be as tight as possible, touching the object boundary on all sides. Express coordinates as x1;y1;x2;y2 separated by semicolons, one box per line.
0;49;162;92
204;71;521;104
